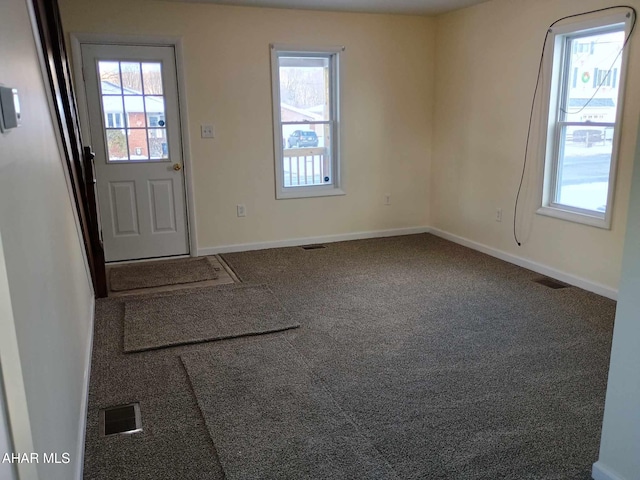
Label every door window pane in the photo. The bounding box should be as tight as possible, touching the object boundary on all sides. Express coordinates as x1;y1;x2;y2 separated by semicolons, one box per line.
98;60;170;162
121;62;143;94
142;63;163;95
127;129;149;160
102;95;125;127
106;129;128;161
99;61;122;94
124;96;146;128
148;129;168;159
145;96;165;127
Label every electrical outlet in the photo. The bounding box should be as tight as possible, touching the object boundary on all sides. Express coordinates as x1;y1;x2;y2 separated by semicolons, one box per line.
201;124;214;139
496;208;503;222
237;204;246;217
384;194;391;206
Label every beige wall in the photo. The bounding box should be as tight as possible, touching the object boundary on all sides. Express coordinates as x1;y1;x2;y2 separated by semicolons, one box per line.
432;0;640;290
59;0;639;291
0;0;95;478
59;0;435;251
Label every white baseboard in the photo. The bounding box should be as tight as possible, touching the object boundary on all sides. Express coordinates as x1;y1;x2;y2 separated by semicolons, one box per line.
429;228;617;300
197;225;616;300
76;295;95;480
197;226;431;256
592;461;626;480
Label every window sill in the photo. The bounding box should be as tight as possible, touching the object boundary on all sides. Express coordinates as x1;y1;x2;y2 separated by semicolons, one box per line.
536;205;610;229
276;186;345;200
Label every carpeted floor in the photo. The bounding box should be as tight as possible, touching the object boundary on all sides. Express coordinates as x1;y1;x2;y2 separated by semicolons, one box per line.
181;337;398;479
84;234;616;479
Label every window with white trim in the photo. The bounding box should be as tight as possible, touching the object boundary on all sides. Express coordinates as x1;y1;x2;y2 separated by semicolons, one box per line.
270;45;343;199
106;112;123;128
539;12;632;228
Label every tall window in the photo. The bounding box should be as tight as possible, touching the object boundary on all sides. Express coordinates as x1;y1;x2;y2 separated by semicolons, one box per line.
539;12;631;228
270;45;343;199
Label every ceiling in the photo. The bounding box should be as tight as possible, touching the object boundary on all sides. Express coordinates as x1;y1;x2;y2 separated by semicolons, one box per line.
166;0;493;16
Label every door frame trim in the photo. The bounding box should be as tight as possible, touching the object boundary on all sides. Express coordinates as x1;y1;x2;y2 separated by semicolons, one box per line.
70;33;199;258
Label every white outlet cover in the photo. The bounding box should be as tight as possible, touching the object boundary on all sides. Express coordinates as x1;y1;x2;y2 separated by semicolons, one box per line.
201;124;214;138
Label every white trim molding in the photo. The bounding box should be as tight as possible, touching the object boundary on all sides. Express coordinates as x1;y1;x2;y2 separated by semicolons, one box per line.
270;44;344;200
592;461;627;480
429;228;617;300
75;296;95;480
198;226;430;255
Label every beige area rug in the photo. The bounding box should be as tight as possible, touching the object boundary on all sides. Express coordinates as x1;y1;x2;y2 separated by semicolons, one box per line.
180;337;398;480
109;257;219;292
123;284;300;352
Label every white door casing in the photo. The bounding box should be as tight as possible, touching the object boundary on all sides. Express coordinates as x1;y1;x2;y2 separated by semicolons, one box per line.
81;44;189;262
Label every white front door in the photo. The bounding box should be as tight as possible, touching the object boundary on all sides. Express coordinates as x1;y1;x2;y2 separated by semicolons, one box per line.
81;44;189;262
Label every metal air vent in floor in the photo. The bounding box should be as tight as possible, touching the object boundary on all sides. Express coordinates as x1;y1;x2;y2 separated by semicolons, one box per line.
101;403;142;436
534;277;569;289
301;244;327;250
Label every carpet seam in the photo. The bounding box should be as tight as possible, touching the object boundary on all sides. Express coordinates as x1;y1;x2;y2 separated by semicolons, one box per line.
124;325;301;354
120;281;268;303
178;356;229;480
281;335;400;479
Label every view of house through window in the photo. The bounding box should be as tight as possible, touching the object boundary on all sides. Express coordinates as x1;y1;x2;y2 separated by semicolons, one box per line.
271;47;341;198
542;17;629;226
98;61;169;162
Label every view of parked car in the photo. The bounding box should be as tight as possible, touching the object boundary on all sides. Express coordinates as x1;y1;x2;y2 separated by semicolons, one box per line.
287;130;319;148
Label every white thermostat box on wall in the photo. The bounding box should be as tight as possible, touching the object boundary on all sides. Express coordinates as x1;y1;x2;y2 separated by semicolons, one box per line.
0;87;21;132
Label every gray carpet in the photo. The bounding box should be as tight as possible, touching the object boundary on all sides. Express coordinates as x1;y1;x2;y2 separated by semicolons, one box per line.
123;284;299;352
84;234;616;479
181;337;398;480
109;257;219;291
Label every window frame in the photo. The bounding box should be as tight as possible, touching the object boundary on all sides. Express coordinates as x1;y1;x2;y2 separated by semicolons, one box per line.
270;44;344;200
537;11;632;229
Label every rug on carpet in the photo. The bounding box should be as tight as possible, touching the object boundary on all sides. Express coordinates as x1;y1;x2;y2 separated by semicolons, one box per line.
110;257;219;292
181;336;399;480
123;284;299;352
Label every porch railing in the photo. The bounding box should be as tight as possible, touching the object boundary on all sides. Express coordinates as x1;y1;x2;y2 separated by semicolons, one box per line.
283;147;330;187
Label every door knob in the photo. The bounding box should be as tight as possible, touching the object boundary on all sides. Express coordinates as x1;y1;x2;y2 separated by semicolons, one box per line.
173;163;182;171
